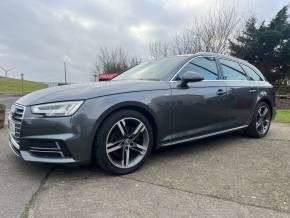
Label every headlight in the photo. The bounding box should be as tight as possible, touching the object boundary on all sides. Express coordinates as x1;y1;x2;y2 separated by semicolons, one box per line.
31;101;83;117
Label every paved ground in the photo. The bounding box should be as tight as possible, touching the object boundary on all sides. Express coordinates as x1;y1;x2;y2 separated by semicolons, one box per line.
0;123;290;218
0;95;20;124
0;95;20;109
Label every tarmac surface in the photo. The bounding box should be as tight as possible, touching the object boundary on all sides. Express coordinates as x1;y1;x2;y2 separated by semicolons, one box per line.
0;122;290;217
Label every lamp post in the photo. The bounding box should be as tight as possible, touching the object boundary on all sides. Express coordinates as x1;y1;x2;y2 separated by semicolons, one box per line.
20;73;24;95
63;55;69;84
64;61;67;84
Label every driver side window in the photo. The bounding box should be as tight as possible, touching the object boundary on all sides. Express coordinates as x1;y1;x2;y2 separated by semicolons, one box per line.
175;57;219;81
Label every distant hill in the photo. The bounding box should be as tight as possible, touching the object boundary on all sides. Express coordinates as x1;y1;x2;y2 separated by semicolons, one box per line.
0;77;48;94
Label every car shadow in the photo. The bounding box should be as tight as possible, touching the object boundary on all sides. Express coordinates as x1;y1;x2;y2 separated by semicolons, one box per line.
43;131;247;179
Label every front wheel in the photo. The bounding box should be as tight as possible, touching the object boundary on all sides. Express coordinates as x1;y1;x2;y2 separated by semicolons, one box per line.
93;110;154;175
245;101;272;138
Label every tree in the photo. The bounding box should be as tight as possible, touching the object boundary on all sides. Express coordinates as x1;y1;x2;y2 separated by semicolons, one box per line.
149;41;170;60
148;6;239;58
94;46;141;80
229;6;290;84
229;17;259;62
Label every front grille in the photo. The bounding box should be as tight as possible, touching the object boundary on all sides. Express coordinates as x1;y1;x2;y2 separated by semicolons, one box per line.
9;104;25;143
11;104;25;122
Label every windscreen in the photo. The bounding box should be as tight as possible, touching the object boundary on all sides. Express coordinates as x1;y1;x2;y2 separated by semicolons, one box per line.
113;56;187;81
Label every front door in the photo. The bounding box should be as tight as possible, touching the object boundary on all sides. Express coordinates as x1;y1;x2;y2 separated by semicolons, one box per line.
168;56;230;143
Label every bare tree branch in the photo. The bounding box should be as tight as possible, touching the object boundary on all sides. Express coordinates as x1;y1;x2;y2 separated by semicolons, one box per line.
148;6;240;57
93;46;141;81
149;41;170;59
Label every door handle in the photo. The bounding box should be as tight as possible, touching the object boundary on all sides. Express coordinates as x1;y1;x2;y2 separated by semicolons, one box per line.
216;89;226;96
249;89;257;93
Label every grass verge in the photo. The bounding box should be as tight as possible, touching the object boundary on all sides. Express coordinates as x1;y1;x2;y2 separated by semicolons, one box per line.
275;109;290;123
0;77;47;94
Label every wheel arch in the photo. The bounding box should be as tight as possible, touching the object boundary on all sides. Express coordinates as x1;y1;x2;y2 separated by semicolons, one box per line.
245;94;273;138
92;101;160;151
256;93;274;115
259;98;273;115
247;91;274;126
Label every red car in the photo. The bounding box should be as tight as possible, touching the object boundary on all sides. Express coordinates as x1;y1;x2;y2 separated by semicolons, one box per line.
97;73;118;81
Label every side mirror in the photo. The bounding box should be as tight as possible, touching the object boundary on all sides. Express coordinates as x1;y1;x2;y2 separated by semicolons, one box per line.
180;71;204;87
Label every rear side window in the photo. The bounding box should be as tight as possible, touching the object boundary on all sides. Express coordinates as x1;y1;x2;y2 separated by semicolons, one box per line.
175;57;219;80
219;59;247;80
241;64;262;81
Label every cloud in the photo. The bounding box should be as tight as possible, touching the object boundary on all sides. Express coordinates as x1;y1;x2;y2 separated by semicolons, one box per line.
0;0;288;82
129;23;155;42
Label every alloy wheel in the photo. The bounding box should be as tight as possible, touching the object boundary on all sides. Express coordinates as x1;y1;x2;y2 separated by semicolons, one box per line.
105;117;149;169
256;104;271;135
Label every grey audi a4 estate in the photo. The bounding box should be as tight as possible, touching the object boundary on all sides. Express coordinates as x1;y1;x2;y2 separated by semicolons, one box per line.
8;52;274;174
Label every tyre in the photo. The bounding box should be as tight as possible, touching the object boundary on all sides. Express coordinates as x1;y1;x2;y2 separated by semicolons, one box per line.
93;109;154;175
245;101;272;138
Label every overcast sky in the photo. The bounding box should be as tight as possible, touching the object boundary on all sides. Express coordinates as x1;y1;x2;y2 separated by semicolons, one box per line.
0;0;289;83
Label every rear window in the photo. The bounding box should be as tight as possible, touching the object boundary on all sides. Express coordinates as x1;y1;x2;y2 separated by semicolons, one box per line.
241;64;263;81
219;59;247;80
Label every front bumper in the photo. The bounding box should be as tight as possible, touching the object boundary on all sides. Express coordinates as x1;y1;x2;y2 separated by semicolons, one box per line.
8;102;98;165
9;134;76;164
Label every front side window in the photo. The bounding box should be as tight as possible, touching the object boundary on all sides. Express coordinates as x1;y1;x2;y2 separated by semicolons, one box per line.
241;64;262;81
219;59;247;80
175;57;219;80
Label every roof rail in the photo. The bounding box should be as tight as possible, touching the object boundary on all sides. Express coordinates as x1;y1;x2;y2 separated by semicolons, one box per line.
195;52;249;64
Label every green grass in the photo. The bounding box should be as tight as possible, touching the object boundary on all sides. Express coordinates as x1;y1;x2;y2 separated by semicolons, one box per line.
0;77;48;94
275;109;290;123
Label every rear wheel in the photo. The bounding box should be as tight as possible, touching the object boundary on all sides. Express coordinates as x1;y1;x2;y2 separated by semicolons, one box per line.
93;110;153;175
246;101;272;138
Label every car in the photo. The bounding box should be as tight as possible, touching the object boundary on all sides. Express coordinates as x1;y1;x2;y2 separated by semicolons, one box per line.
8;52;274;174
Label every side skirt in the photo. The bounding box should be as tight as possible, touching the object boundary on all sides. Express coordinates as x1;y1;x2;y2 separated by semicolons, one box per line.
160;125;248;147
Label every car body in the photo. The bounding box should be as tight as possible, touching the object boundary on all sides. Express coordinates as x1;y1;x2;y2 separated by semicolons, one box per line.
8;52;274;174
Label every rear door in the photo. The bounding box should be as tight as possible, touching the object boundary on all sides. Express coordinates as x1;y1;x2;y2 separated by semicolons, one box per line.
217;58;258;127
